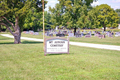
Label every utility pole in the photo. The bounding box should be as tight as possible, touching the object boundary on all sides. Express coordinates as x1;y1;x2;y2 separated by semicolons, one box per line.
42;0;45;51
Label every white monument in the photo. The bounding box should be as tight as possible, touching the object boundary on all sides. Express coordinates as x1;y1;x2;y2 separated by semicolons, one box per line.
118;24;120;29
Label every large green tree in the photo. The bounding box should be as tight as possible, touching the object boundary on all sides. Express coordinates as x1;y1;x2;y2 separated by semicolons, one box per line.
44;11;52;30
0;25;1;32
24;10;51;31
86;8;100;29
115;9;120;24
95;4;119;31
24;7;43;31
49;0;97;35
0;0;47;44
49;3;63;29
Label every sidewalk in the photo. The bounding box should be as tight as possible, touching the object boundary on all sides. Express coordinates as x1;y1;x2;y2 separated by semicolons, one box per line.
1;34;120;51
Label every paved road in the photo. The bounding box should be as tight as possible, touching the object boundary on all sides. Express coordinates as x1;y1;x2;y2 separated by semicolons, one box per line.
1;34;120;51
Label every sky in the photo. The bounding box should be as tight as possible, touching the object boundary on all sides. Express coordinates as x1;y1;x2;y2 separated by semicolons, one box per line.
45;0;120;11
45;0;59;11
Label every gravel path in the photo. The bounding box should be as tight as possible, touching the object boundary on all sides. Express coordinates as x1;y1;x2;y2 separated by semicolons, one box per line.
1;34;120;51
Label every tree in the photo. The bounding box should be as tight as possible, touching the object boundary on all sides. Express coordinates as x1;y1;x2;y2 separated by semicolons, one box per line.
0;25;1;32
0;0;47;44
116;9;120;13
86;8;100;29
86;5;119;30
95;4;119;31
76;5;89;29
49;3;63;29
115;9;120;24
24;10;51;31
0;25;7;32
63;0;84;35
24;7;43;31
44;11;52;30
49;0;97;35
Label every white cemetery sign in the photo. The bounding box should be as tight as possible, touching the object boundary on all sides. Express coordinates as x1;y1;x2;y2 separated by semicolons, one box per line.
44;37;69;55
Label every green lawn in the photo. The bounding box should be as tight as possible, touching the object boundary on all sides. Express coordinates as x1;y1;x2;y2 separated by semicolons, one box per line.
69;36;120;46
0;35;120;80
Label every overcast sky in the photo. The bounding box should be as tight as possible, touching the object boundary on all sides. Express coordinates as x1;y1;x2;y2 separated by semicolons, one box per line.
45;0;120;11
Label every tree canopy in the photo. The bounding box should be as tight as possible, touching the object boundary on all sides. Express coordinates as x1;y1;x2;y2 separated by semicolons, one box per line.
95;4;118;31
0;0;47;43
49;0;97;35
49;1;119;32
24;7;43;31
115;9;120;24
24;9;51;31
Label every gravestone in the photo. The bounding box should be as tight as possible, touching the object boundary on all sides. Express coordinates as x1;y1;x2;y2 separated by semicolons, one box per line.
29;30;34;35
115;32;120;37
75;32;81;38
68;33;74;37
85;33;91;38
25;31;29;34
98;35;105;39
34;32;39;35
46;31;49;36
56;34;65;37
63;31;68;36
79;31;82;37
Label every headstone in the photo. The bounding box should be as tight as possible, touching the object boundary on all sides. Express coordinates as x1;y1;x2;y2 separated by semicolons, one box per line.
49;33;53;36
81;32;84;37
109;33;113;37
25;31;29;34
45;33;47;36
23;31;26;33
56;34;65;37
34;32;39;35
56;26;59;30
75;32;81;38
63;31;68;35
68;31;74;37
85;33;91;38
115;32;120;37
29;30;34;35
98;35;105;39
54;31;58;35
46;31;49;36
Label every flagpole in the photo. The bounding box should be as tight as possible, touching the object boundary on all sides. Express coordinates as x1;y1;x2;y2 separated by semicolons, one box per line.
43;0;45;52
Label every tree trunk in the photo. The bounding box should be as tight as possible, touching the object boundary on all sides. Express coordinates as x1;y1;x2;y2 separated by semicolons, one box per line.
103;24;106;31
0;25;1;32
0;16;21;44
74;27;76;35
14;17;21;44
14;31;21;44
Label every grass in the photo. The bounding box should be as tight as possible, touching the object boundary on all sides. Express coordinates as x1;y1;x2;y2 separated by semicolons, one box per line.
0;35;120;80
0;35;13;44
69;36;120;46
